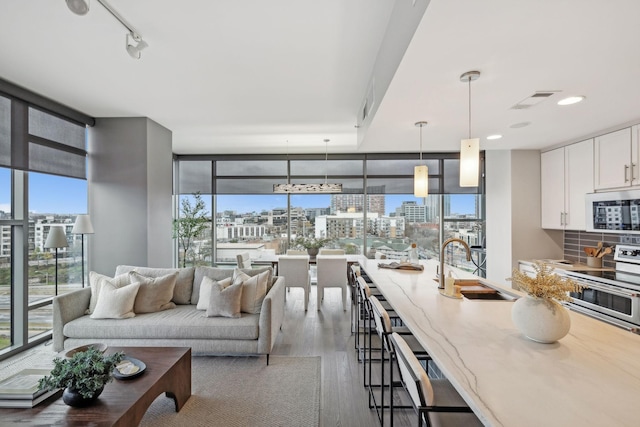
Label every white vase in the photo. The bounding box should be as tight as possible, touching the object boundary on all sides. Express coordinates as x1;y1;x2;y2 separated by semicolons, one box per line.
511;296;571;343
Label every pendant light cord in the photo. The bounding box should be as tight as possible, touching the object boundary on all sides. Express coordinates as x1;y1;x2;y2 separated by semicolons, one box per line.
420;125;423;163
324;139;329;184
468;76;472;140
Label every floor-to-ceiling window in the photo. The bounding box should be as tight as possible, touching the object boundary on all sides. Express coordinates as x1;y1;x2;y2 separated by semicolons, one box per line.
0;89;91;359
175;153;485;270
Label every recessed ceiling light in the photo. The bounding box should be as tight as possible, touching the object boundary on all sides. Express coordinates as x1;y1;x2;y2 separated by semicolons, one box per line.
486;134;502;140
510;122;531;129
557;96;585;106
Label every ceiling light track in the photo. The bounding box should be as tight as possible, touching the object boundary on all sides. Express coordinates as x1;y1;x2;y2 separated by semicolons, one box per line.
65;0;148;59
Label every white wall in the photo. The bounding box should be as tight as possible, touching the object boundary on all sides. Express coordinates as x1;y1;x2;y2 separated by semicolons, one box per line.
486;150;563;285
88;117;173;275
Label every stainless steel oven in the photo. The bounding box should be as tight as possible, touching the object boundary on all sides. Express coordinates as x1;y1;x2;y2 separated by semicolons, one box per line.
564;244;640;333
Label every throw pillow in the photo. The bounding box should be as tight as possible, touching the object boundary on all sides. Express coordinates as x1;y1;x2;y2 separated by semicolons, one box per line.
232;268;270;314
128;271;178;314
205;281;243;318
90;281;141;319
87;271;131;314
197;277;232;310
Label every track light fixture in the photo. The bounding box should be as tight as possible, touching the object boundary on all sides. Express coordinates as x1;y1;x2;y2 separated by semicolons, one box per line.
66;0;90;15
65;0;148;59
126;32;148;59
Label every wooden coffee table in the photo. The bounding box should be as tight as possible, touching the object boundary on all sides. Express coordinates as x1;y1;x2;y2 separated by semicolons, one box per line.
0;346;191;426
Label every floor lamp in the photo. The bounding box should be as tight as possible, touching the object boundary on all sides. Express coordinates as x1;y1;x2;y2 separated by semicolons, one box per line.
72;214;94;288
44;226;68;296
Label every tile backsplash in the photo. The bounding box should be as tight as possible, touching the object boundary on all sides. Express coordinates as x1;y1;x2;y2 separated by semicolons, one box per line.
563;231;632;269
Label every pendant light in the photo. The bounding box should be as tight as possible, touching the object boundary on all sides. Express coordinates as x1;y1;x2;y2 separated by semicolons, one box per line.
414;121;429;197
459;70;480;187
273;139;342;193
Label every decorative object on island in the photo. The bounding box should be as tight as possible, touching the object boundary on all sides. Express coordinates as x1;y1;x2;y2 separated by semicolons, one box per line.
44;225;68;296
38;347;125;407
413;121;429;197
439;238;471;290
293;236;333;257
509;262;584;343
72;214;94;288
459;70;481;187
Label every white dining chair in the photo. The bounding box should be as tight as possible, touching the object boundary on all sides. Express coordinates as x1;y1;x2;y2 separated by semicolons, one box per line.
278;255;311;311
319;248;345;255
286;249;308;255
236;252;252;269
316;255;347;311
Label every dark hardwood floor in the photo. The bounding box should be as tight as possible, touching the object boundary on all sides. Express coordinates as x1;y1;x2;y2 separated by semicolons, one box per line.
272;285;418;427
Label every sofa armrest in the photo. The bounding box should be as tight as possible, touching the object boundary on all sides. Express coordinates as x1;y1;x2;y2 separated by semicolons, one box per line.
52;288;91;352
257;276;285;354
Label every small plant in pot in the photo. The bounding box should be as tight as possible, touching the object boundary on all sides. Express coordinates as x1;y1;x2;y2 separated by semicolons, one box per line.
39;347;124;407
293;236;333;256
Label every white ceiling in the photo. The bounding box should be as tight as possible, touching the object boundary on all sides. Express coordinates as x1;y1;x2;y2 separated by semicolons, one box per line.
0;0;639;155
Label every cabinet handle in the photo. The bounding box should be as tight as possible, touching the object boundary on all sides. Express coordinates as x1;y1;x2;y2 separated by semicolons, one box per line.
560;212;564;226
625;164;630;182
564;212;568;226
633;164;637;182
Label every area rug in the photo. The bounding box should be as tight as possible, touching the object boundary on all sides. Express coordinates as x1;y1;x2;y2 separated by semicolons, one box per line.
140;355;321;427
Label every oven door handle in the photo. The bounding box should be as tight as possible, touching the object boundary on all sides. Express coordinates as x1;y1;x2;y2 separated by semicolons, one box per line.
573;280;638;298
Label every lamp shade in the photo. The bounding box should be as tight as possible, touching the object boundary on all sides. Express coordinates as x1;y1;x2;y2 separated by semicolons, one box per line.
414;165;429;197
44;226;69;249
72;214;94;234
460;138;480;187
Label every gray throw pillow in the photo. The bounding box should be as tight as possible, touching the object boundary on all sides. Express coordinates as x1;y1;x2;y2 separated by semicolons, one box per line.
205;278;243;318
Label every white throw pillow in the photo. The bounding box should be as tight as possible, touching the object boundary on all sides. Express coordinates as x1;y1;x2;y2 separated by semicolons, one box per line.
87;271;131;314
90;281;141;319
205;281;243;318
128;271;178;313
232;268;270;314
197;277;232;310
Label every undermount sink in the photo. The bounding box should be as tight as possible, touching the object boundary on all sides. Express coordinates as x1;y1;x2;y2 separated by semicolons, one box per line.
460;291;515;301
454;279;517;301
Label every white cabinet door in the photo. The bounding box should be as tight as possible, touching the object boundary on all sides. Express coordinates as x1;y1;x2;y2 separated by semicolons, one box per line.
594;128;633;190
541;148;565;229
565;139;593;230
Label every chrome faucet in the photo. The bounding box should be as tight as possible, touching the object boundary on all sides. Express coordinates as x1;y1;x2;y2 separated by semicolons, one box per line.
439;238;472;289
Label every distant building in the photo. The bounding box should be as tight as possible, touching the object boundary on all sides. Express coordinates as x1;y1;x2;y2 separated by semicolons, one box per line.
331;185;385;216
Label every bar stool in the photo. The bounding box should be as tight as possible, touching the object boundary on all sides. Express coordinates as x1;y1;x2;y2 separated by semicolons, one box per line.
389;332;482;427
369;296;431;426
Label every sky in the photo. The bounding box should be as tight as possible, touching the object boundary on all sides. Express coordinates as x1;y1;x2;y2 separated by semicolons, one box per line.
0;166;476;217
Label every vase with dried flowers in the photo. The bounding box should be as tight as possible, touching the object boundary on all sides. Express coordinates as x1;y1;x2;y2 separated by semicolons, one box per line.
509;262;584;343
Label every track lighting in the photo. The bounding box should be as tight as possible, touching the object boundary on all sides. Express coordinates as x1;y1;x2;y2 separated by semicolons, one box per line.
126;32;148;59
65;0;148;59
66;0;89;15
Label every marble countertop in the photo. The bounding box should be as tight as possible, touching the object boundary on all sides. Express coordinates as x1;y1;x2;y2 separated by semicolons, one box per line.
360;257;640;427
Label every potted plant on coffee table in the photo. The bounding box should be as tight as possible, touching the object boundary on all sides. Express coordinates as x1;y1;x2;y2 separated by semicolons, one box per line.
38;347;124;407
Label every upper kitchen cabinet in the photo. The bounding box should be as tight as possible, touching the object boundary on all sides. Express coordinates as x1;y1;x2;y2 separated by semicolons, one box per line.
594;127;637;190
541;138;594;230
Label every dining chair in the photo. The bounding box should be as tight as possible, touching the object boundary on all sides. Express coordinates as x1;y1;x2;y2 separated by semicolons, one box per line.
278;255;311;311
369;296;430;426
236;252;252;269
316;255;347;310
319;248;345;255
389;332;482;427
286;249;308;255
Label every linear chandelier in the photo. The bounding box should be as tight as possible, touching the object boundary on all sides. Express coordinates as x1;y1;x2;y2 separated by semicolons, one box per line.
273;139;342;194
66;0;148;59
459;70;480;187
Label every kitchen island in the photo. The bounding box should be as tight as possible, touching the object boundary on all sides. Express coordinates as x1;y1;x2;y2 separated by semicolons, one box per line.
360;257;640;427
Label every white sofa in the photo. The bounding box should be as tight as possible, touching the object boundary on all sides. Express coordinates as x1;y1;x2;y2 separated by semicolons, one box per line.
53;265;285;363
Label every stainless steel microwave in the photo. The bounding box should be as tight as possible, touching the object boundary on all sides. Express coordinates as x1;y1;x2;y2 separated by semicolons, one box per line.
586;190;640;233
